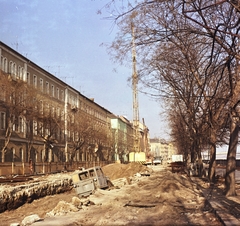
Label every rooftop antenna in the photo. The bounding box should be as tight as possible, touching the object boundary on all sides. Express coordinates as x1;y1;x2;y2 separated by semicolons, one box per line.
44;66;51;71
57;65;64;77
12;41;19;51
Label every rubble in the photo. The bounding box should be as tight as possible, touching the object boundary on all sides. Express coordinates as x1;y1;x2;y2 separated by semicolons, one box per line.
46;200;79;217
21;214;42;226
0;163;223;226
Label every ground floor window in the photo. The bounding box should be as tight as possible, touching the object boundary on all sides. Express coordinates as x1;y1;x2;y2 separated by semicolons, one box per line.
0;112;6;130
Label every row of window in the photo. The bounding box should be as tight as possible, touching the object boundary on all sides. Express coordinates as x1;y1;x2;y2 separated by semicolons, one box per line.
1;54;108;127
0;110;105;144
3;147;54;162
1;56;69;102
3;146;99;163
0;112;24;133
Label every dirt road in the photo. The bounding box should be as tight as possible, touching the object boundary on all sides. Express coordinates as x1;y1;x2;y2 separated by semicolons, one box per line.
1;164;223;226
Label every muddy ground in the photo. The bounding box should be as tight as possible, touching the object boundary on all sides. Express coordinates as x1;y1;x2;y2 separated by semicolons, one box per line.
0;163;223;226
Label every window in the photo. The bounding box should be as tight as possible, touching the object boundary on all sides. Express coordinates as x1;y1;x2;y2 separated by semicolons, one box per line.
20;67;23;80
46;82;49;94
75;132;79;141
18;92;24;106
41;150;44;162
51;85;54;97
40;78;43;91
39;122;43;136
72;132;75;142
56;127;60;140
56;107;60;117
19;116;24;133
20;148;24;162
39;100;43;114
11;148;15;162
1;57;8;72
9;62;17;78
0;85;6;101
9;61;13;75
12;115;16;131
33;74;37;88
46;103;50;115
0;112;6;129
3;58;8;72
45;127;49;137
26;72;30;84
51;106;55;117
18;66;23;79
61;129;65;141
61;90;64;101
68;130;70;141
33;121;37;135
56;87;59;99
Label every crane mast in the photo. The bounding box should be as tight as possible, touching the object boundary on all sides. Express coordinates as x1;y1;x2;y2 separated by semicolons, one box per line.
131;22;140;152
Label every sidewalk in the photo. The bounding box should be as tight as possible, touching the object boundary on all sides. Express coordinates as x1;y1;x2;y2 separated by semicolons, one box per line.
192;177;240;226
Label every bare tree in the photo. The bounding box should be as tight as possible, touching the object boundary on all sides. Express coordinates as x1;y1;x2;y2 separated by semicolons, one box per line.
103;0;240;195
32;97;64;163
67;108;110;163
0;71;38;162
181;0;240;197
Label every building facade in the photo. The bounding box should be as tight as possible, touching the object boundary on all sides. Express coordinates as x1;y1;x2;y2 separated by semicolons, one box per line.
111;116;134;162
149;138;176;162
0;41;150;168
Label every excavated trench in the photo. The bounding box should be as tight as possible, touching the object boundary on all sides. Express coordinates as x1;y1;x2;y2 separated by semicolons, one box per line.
0;174;73;213
0;163;152;214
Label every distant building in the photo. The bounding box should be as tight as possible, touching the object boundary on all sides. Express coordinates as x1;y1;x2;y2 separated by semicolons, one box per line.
149;138;176;161
111;116;134;162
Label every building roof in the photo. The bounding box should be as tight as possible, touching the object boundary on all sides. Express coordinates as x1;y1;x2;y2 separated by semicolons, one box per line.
0;41;113;115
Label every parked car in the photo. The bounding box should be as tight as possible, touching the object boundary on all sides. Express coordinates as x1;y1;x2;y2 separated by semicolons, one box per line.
144;158;153;165
71;166;109;197
153;156;162;165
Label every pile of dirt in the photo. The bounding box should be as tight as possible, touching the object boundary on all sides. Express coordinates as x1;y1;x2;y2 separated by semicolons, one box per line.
102;162;152;180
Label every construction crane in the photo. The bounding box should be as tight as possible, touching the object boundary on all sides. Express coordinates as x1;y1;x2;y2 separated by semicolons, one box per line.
131;22;140;153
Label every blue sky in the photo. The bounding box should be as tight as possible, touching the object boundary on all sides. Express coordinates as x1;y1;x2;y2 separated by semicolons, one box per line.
0;0;170;139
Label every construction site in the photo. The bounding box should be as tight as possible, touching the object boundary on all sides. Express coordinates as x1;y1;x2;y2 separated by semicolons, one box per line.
2;161;240;226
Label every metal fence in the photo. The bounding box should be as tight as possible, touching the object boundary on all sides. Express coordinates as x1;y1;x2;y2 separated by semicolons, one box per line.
0;160;115;176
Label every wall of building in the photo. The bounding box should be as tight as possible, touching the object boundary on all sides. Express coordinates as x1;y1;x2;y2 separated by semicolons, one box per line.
0;41;150;168
149;138;176;161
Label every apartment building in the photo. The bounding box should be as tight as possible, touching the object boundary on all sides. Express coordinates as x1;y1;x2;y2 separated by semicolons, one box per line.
0;42;116;165
111;116;134;163
0;41;150;167
149;138;176;161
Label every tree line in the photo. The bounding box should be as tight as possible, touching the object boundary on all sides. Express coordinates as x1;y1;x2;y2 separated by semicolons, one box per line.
103;0;240;196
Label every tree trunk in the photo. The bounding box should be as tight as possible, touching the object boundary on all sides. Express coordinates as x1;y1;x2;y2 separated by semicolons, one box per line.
225;119;237;196
197;151;203;177
1;148;5;163
1;122;13;162
208;131;217;182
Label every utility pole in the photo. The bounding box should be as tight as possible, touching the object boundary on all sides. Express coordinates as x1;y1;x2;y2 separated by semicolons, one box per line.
131;22;140;153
